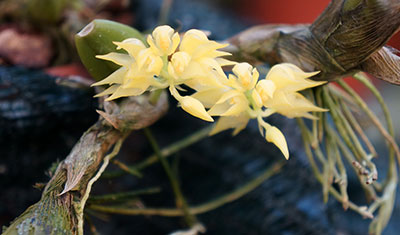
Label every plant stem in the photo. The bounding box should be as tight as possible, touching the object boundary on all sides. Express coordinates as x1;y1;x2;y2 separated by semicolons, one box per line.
297;118;374;219
158;0;173;25
324;85;378;186
103;125;212;178
339;98;377;158
88;161;285;216
111;159;143;178
143;128;196;226
88;187;161;204
337;79;400;168
349;73;398;235
149;89;164;105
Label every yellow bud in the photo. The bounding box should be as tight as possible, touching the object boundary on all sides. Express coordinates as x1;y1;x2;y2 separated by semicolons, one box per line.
180;96;214;122
266;126;289;160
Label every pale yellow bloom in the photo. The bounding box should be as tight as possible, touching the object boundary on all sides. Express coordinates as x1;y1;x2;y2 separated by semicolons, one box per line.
93;25;231;122
264;91;327;119
92;38;166;100
92;25;327;160
265;63;324;92
147;25;180;56
229;62;259;91
180;29;231;60
262;63;328;119
204;62;327;159
177;29;235;90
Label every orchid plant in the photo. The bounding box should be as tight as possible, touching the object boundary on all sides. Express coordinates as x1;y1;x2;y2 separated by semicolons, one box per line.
5;1;400;232
92;25;327;160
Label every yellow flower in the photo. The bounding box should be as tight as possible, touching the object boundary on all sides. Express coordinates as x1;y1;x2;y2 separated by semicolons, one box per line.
180;29;231;60
147;25;180;56
203;63;259;137
194;62;258;116
92;38;166;100
229;62;259;91
93;25;234;122
261;63;328;119
177;29;235;90
265;63;324;92
264;91;327;119
91;25;327;159
203;62;327;159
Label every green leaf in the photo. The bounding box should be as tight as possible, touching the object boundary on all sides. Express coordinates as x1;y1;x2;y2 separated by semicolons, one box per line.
75;19;145;81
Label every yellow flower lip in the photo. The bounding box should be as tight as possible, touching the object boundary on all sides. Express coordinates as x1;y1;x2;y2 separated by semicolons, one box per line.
256;79;276;102
170;51;191;75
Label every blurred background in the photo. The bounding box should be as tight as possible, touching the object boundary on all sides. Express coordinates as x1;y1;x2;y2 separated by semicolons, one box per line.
1;0;400;234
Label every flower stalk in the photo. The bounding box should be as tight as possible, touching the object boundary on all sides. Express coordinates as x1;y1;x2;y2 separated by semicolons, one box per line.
143;128;197;227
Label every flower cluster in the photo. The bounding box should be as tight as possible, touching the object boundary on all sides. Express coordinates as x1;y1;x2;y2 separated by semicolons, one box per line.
92;25;233;122
93;25;327;159
194;62;327;159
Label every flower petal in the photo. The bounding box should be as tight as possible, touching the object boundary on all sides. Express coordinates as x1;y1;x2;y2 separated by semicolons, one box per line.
91;67;127;86
114;38;147;59
207;102;231;116
94;84;119;97
147;25;180;56
265;92;328;119
191;88;227;108
105;86;143;101
265;63;324;92
209;115;250;136
96;52;132;67
215;58;237;67
251;90;263;108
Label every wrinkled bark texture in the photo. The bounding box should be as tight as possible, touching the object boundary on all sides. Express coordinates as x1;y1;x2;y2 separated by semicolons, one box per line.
228;0;400;83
